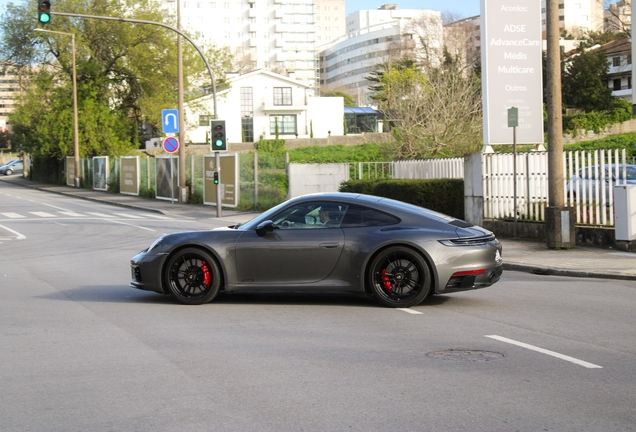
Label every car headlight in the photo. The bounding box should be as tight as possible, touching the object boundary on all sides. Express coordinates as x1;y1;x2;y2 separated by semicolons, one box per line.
146;235;167;253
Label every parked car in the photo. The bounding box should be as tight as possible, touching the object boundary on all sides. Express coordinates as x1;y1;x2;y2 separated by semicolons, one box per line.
0;159;23;175
566;164;636;201
130;193;503;308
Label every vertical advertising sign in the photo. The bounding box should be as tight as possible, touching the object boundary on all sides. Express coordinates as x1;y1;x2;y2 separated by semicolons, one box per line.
120;156;140;195
65;156;75;186
155;156;179;201
203;154;239;207
93;156;109;191
481;0;543;145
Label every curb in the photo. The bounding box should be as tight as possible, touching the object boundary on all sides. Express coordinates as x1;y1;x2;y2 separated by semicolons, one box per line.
503;263;636;281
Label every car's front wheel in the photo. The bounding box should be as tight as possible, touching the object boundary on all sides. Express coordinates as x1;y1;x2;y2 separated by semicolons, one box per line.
5;169;12;175
368;246;431;308
164;248;221;305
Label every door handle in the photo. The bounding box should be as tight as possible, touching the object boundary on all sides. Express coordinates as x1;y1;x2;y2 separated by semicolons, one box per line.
319;243;339;249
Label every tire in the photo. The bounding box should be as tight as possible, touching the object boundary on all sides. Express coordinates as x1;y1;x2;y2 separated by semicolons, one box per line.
164;247;221;305
368;246;431;308
5;169;12;175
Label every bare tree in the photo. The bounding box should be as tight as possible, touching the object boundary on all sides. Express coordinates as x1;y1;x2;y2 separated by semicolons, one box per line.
604;0;631;37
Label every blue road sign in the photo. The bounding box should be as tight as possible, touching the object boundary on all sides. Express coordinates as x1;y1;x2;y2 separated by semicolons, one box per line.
162;136;179;153
162;109;179;133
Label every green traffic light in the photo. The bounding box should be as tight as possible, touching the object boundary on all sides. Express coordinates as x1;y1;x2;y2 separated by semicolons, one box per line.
215;139;223;147
39;13;50;23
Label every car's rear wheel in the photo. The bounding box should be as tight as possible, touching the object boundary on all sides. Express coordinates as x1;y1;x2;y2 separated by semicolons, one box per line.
165;248;221;305
368;246;431;308
5;169;12;175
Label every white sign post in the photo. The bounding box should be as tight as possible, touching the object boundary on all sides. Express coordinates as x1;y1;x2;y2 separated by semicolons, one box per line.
481;0;544;150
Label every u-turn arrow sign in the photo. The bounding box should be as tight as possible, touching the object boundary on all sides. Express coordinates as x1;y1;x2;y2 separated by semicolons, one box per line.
162;109;179;133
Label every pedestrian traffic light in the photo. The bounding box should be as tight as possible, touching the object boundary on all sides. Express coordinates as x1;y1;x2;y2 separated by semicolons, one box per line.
210;119;227;151
213;171;219;185
38;0;51;24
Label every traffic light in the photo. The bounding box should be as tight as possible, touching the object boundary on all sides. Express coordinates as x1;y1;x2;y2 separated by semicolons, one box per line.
210;119;227;151
38;0;51;24
213;171;219;185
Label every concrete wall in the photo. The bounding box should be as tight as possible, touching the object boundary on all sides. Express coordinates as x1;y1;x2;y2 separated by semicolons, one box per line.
287;163;350;198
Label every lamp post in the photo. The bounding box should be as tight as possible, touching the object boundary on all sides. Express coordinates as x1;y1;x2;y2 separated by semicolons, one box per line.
34;28;80;187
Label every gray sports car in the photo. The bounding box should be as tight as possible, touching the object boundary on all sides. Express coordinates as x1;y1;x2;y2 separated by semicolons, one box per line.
130;193;503;308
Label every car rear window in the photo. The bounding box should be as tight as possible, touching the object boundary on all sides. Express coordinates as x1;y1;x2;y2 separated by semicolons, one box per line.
340;204;399;227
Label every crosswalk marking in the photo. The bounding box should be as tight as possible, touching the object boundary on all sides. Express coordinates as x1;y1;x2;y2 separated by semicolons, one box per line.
0;211;172;220
86;212;115;218
58;211;85;217
112;212;144;219
0;212;25;219
29;212;56;218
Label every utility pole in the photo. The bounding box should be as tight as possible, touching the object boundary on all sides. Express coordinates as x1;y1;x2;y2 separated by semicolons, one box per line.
177;0;187;203
545;0;575;248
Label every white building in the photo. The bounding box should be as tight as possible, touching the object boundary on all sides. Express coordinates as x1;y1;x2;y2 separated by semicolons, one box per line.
160;0;345;91
604;0;631;34
603;37;632;103
185;69;344;144
319;5;441;105
541;0;604;37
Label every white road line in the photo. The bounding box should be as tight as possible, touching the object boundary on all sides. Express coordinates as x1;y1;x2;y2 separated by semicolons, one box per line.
485;335;603;369
29;212;56;218
144;214;172;219
58;211;85;217
1;212;25;219
0;224;26;240
112;212;144;219
397;308;423;315
109;219;156;232
86;212;115;218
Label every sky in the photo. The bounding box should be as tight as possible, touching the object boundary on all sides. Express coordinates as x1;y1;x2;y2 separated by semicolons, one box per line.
345;0;480;18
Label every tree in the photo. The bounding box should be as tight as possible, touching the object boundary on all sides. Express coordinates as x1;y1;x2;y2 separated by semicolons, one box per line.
368;12;482;158
1;0;230;160
321;90;356;107
562;46;612;112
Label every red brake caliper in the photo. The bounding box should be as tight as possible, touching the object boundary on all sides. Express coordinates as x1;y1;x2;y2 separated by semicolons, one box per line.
381;269;392;292
201;263;211;287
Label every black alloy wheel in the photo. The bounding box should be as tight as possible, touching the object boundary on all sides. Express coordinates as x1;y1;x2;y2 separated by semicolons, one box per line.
165;248;221;305
368;246;431;308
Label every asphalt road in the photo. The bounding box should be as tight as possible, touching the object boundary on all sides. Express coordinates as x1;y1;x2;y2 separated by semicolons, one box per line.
1;183;635;431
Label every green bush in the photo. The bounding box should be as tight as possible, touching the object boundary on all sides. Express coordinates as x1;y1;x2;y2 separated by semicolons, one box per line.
563;99;633;135
340;178;464;219
254;139;286;154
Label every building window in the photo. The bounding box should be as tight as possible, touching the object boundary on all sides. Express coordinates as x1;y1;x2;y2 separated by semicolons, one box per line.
613;57;621;67
241;87;254;143
270;115;297;135
199;114;213;126
613;79;622;91
273;87;292;105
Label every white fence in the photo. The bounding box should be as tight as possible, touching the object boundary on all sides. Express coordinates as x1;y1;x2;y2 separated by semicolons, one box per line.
482;152;549;221
392;158;464;179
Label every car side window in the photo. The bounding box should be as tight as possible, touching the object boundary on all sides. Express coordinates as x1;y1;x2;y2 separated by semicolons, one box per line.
272;202;349;229
340;204;400;228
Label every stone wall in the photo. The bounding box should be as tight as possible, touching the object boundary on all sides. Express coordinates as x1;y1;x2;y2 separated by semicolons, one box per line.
563;118;636;144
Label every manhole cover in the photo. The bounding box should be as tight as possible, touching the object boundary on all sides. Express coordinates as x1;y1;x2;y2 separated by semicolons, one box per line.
426;349;505;362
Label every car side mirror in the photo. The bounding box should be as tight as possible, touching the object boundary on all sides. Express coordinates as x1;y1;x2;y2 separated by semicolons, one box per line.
256;220;277;236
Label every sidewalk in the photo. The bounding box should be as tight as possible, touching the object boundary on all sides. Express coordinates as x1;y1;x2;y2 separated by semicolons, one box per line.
2;175;636;281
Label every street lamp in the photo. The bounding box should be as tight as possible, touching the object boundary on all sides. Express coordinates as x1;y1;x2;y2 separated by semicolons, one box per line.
34;28;80;188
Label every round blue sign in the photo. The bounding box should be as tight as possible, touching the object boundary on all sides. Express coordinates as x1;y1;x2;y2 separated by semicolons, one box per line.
163;136;179;153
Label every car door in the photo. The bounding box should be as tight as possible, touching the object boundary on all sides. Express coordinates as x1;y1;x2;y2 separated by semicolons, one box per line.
234;201;346;285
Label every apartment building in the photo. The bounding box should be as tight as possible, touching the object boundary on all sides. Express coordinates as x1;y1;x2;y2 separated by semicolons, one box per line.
603;37;632;103
541;0;603;37
319;5;441;105
0;62;22;133
160;0;345;92
604;0;631;34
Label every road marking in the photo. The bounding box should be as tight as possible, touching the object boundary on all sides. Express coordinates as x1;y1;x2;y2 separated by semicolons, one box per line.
485;335;602;369
1;212;25;219
145;214;172;219
109;219;156;232
29;212;55;218
112;212;144;219
0;224;26;240
58;211;85;217
86;212;115;218
397;308;423;315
